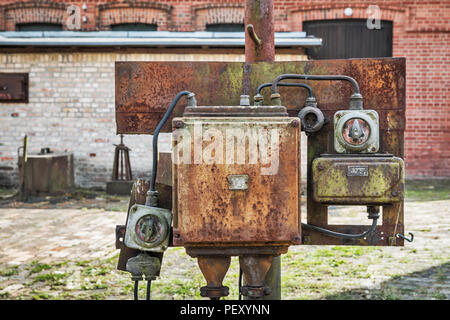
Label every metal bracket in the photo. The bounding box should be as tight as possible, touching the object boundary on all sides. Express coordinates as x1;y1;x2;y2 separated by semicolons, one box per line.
246;24;262;47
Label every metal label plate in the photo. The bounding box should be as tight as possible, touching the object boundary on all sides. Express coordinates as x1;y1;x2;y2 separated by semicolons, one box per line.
347;165;369;177
227;174;249;190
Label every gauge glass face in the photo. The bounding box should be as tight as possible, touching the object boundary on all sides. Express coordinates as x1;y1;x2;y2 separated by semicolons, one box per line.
135;215;161;243
342;118;370;145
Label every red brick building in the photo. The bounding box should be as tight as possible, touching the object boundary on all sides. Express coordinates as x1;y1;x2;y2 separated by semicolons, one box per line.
0;0;449;186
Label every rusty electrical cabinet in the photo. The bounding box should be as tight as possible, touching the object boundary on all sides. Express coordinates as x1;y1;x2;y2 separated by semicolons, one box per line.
0;73;28;103
114;57;407;300
171;106;301;247
115;57;406;248
112;0;409;301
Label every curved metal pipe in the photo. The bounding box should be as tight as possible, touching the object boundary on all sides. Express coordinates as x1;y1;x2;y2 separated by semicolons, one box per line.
271;74;360;95
257;81;314;98
150;90;194;192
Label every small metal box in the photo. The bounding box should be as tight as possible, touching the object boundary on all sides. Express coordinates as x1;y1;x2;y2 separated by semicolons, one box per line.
312;155;404;205
124;204;172;252
334;110;379;153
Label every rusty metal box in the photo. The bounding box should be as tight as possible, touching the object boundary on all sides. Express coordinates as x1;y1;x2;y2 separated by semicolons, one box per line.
172;106;301;247
312;155;404;205
18;152;74;195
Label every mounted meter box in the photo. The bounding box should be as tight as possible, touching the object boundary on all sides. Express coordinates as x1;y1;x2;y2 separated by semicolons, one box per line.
312;155;405;205
124;204;172;252
311;107;404;206
334;109;379;154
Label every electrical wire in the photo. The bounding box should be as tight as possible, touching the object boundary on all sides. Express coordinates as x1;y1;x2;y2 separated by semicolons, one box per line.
256;81;314;97
301;216;378;240
150;90;194;192
271;74;360;95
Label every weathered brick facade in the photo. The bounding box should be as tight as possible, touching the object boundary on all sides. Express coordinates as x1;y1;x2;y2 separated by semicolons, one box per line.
0;0;449;188
0;51;309;188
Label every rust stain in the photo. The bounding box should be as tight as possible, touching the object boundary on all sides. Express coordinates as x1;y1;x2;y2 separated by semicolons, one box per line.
115;58;406;247
115;58;405;135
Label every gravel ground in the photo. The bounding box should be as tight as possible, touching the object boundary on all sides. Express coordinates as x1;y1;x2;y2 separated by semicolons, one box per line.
0;186;448;300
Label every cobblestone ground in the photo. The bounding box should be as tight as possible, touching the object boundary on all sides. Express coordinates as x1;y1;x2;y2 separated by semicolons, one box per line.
0;193;448;300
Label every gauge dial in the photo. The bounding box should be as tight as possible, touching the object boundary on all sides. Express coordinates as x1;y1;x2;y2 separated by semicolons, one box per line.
342;118;370;145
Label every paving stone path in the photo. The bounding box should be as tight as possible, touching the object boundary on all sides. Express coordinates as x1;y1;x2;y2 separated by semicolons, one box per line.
0;200;448;299
0;208;124;265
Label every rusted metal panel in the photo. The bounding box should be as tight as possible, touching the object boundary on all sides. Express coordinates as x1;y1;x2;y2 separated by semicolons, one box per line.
172;109;301;247
115;58;405;135
115;62;243;134
155;151;172;187
0;73;28;103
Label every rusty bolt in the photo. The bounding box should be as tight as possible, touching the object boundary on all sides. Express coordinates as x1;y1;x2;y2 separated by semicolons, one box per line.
317;163;325;171
290;118;300;128
173;120;185;129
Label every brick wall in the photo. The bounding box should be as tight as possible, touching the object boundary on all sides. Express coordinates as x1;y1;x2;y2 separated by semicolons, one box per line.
0;52;308;188
0;0;449;179
280;0;450;177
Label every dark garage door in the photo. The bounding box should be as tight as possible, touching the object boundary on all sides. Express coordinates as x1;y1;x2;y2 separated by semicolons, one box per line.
303;19;393;59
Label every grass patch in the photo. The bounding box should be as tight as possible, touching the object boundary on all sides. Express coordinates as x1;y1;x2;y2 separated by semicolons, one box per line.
33;272;68;285
0;266;19;277
0;291;10;298
406;179;450;201
432;292;446;300
31;292;51;300
29;261;53;274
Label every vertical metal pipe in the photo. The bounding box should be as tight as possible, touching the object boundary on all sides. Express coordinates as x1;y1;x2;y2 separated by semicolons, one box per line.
243;0;281;300
244;0;275;62
262;255;281;300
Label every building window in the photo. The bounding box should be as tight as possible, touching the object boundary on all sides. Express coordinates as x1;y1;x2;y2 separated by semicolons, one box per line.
110;23;158;31
17;23;63;31
205;24;244;32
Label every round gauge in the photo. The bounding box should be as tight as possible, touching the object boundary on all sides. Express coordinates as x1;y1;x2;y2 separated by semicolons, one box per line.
342;118;370;145
135;215;163;243
334;110;379;153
